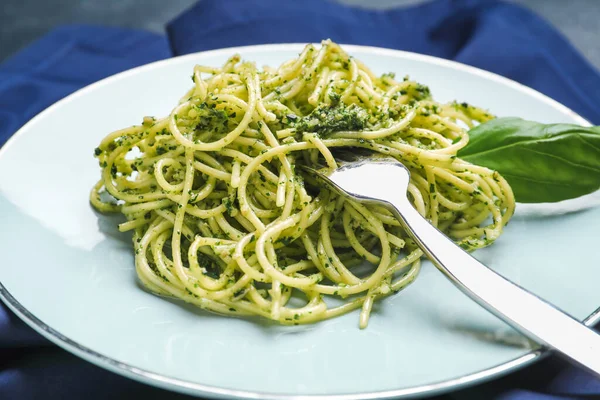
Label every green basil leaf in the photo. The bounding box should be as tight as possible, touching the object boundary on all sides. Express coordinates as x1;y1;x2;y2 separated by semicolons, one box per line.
459;117;600;203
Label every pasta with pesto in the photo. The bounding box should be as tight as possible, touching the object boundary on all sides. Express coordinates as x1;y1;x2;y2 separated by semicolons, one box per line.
90;40;515;328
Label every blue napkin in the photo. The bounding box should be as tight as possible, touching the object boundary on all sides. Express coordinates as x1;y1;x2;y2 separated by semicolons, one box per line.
0;25;171;147
1;0;599;399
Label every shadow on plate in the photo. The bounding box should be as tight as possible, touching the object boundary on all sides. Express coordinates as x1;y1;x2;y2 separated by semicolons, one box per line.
515;190;600;220
443;319;537;350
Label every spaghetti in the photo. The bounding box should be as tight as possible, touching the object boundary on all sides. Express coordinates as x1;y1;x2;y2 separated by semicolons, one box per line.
91;40;515;328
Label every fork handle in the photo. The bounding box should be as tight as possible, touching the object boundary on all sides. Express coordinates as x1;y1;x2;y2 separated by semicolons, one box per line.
389;197;600;377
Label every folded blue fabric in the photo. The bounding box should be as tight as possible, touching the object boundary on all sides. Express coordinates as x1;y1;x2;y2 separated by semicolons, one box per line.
1;0;599;399
0;25;171;147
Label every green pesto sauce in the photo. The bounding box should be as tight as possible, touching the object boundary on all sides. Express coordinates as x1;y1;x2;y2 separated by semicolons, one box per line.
294;103;370;136
195;102;231;135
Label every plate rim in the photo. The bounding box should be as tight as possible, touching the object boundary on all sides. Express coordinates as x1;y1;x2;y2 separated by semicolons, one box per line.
0;42;596;399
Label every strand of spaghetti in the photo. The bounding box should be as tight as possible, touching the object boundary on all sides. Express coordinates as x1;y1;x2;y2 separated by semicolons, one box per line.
168;70;256;151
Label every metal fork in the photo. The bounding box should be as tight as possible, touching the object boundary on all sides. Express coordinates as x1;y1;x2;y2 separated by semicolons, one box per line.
299;152;600;377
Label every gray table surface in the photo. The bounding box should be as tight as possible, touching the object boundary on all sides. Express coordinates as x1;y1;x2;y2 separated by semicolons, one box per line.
0;0;599;70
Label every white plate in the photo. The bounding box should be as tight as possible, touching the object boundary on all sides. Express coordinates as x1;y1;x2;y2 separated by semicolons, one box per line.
1;44;599;399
